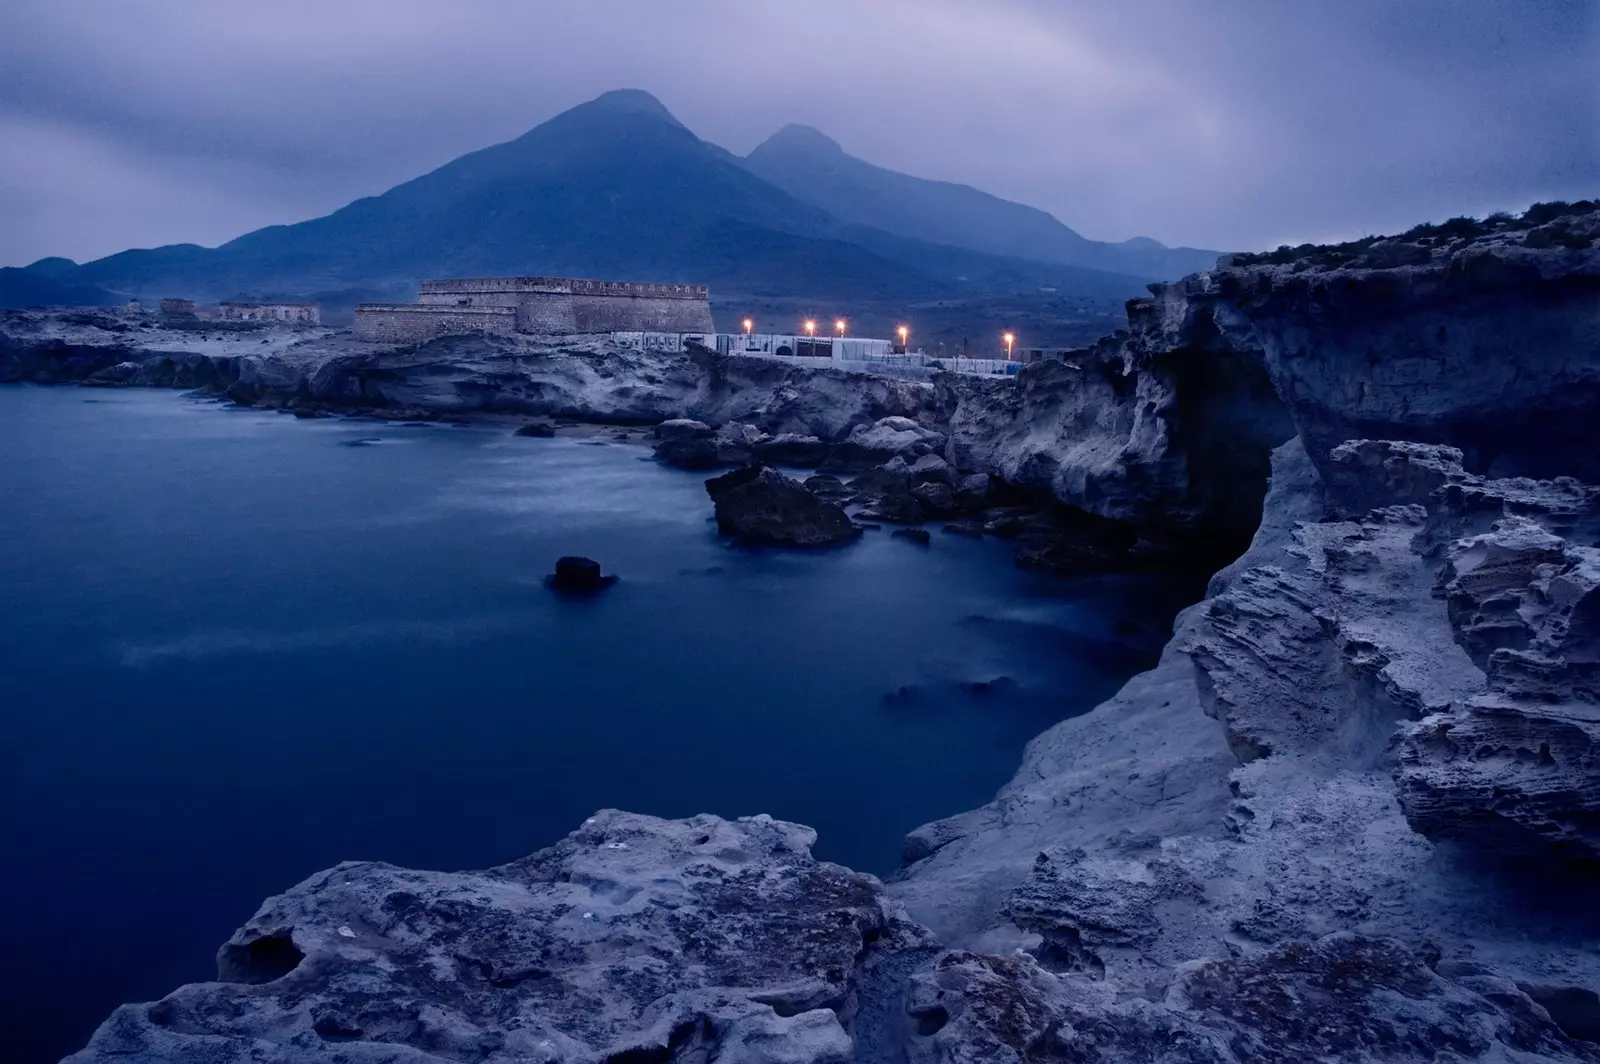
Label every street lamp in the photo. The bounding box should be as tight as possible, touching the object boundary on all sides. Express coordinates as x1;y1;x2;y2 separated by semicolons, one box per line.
743;318;753;335
835;319;847;337
897;325;909;351
1003;332;1015;360
804;320;816;337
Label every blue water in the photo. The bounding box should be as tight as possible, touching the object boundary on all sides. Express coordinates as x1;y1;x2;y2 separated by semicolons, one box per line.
0;386;1196;1062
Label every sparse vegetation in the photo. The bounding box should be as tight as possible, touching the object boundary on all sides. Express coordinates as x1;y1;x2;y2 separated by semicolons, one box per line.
1227;199;1597;269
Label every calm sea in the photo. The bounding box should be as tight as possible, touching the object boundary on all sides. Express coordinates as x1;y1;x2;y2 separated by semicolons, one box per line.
0;385;1197;1062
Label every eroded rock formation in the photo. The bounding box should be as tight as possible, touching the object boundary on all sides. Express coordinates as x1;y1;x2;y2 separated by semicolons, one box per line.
52;201;1600;1061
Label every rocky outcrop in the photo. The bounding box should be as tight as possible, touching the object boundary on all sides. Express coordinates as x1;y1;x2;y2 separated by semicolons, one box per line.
937;203;1600;554
67;811;935;1064
705;465;861;548
893;436;1600;1059
1393;465;1600;864
57;203;1600;1061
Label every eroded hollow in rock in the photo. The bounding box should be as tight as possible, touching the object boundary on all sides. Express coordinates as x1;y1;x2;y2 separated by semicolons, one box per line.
217;931;304;984
1168;338;1297;560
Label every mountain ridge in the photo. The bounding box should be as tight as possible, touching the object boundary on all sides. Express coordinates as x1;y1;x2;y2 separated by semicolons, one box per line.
15;91;1186;308
741;123;1221;278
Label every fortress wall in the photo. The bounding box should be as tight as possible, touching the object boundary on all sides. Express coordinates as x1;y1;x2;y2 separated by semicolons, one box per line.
398;277;714;336
569;292;715;333
353;304;517;343
514;293;578;333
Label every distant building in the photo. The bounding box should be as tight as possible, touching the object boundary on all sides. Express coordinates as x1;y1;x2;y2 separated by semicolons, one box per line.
159;298;197;318
709;333;898;360
122;299;143;315
355;276;713;343
219;301;320;325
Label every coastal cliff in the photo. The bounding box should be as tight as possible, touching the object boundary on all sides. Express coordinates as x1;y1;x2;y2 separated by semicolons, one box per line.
38;201;1600;1062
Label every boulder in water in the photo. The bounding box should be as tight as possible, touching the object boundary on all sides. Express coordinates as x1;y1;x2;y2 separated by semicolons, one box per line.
515;421;555;438
546;556;618;593
705;465;860;548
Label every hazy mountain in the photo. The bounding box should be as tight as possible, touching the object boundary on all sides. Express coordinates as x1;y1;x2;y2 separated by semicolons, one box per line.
0;260;120;308
46;91;1153;307
742;124;1220;278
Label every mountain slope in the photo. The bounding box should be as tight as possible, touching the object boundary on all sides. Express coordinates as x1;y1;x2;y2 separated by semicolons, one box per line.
64;91;1152;304
0;263;120;309
741;124;1219;279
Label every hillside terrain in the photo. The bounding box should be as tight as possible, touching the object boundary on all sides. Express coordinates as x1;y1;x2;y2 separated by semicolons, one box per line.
7;91;1205;313
741;123;1219;278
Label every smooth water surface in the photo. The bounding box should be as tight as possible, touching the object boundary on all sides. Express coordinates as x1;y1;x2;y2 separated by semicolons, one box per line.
0;386;1197;1062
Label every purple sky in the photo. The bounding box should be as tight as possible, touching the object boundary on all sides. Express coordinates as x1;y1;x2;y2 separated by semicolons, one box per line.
2;0;1594;266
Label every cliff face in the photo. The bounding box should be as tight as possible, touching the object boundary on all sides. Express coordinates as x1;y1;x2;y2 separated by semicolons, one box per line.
46;202;1600;1062
937;206;1600;551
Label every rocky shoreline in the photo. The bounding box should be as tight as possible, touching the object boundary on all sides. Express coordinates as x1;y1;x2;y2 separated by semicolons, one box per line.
17;201;1600;1061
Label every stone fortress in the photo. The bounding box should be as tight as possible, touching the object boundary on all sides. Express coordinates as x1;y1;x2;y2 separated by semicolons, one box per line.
354;276;714;343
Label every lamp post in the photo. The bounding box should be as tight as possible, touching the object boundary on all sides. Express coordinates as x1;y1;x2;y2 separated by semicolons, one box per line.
804;320;816;338
743;318;753;336
1003;332;1015;360
897;325;909;353
835;319;846;337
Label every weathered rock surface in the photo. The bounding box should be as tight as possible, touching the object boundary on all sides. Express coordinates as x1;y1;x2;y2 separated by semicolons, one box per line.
893;437;1600;1060
830;416;947;468
66;811;932;1064
55;204;1600;1062
905;935;1598;1064
1393;466;1600;864
705;465;861;548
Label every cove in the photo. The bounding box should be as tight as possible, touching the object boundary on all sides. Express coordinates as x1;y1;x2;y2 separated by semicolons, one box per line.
0;385;1199;1062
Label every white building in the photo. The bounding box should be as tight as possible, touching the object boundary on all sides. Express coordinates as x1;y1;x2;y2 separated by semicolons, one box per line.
219;301;321;325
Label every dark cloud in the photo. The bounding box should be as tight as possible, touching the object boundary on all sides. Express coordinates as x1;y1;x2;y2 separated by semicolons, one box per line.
1;0;1593;265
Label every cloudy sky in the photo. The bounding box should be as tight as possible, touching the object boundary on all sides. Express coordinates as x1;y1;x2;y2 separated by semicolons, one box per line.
1;0;1594;266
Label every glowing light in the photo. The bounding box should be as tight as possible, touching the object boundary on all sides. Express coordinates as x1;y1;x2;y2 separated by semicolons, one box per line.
897;325;909;345
742;318;753;334
835;319;847;336
804;320;816;336
1003;332;1015;359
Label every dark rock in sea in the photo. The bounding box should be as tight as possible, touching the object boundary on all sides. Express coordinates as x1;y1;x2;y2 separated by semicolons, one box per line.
704;465;860;548
942;519;985;538
892;528;932;546
514;421;555;437
958;676;1019;696
292;408;331;419
545;556;618;593
654;435;720;468
652;419;722;468
338;437;383;448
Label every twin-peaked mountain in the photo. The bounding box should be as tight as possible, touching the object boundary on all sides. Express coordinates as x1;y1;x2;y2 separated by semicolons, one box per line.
741;123;1218;279
18;90;1220;307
